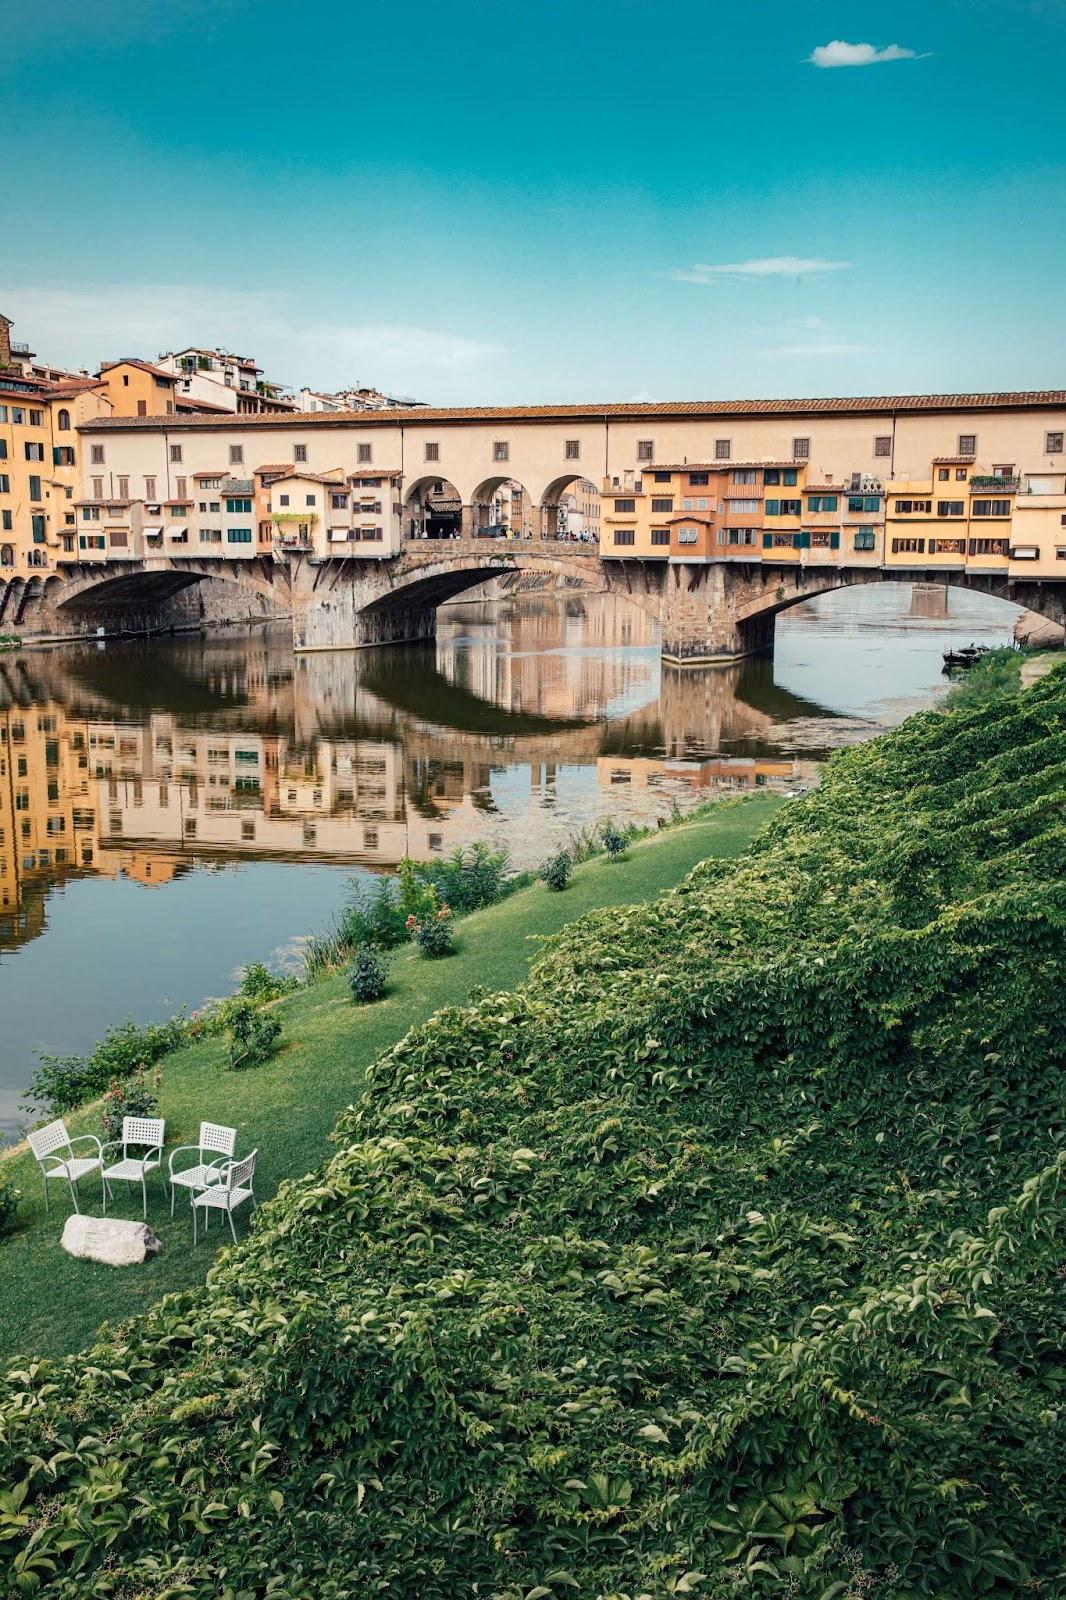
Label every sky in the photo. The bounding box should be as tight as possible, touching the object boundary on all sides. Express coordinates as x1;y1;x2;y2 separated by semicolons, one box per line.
1;0;1064;405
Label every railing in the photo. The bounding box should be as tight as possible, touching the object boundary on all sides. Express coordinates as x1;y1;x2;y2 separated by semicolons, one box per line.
11;342;31;355
971;475;1021;491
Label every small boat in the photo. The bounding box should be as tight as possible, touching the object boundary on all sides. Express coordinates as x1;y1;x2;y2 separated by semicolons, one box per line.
942;643;991;671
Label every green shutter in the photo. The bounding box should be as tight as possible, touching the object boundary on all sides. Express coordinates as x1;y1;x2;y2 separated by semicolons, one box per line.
796;532;808;549
766;499;779;516
762;532;772;549
830;531;840;549
784;469;797;486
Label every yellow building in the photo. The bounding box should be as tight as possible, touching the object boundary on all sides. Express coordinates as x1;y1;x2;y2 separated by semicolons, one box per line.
96;359;178;419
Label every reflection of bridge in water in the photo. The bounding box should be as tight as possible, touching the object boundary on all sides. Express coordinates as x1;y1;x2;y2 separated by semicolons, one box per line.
0;603;830;954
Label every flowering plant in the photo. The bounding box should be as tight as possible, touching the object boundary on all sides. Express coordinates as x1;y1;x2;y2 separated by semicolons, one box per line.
101;1069;161;1143
406;903;455;958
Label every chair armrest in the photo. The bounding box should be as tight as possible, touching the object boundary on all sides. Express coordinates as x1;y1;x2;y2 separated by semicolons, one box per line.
167;1144;200;1176
67;1134;104;1157
99;1140;122;1158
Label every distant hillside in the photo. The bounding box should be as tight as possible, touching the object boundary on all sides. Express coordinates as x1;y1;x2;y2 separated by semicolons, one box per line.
3;670;1066;1598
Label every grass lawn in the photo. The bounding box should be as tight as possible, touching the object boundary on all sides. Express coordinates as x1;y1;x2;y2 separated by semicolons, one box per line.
0;795;780;1364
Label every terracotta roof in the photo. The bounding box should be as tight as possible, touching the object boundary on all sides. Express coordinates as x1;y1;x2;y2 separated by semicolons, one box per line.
349;468;402;480
192;470;227;479
72;390;1066;433
254;462;295;474
932;455;977;465
270;468;347;486
666;513;714;524
44;379;105;399
175;396;232;413
98;359;176;383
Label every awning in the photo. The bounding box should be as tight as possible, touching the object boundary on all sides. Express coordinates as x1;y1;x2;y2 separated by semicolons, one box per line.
166;526;188;538
1010;546;1040;559
142;525;163;535
329;528;350;543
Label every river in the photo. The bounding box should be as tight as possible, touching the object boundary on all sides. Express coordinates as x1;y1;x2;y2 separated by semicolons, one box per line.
0;582;1020;1141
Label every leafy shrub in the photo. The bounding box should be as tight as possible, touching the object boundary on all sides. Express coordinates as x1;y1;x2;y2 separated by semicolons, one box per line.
235;962;299;1004
216;997;282;1071
0;1167;20;1235
945;645;1022;709
345;946;390;1004
417;842;512;915
599;819;627;859
5;667;1066;1595
406;903;454;957
100;1072;160;1144
540;848;572;891
26;1013;188;1116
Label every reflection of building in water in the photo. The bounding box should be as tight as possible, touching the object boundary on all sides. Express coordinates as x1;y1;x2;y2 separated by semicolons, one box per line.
596;754;819;793
908;584;950;620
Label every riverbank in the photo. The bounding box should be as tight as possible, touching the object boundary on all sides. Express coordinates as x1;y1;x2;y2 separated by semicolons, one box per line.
0;793;780;1362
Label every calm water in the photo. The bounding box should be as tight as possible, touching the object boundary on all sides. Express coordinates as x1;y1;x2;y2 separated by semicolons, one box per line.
0;583;1019;1140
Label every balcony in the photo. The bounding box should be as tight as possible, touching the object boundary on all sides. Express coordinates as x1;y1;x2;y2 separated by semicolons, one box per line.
970;475;1020;491
222;478;255;494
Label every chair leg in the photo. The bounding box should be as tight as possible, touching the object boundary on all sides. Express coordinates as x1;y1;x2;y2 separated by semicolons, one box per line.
68;1175;80;1215
228;1207;238;1245
170;1182;175;1219
42;1174;50;1217
141;1174;147;1219
100;1167;107;1214
193;1203;198;1246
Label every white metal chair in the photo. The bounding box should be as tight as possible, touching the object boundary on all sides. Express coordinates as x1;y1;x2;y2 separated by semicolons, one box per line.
26;1118;106;1215
101;1116;168;1218
168;1122;237;1217
192;1149;258;1244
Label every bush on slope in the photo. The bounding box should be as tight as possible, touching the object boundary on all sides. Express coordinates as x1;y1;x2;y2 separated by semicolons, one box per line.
2;672;1066;1599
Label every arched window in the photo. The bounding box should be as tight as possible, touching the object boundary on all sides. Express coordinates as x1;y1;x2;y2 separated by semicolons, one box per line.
28;549;47;568
0;545;14;568
56;408;71;431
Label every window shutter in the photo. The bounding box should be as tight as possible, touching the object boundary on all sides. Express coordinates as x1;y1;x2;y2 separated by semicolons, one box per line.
968;539;976;556
918;538;926;553
762;532;772;549
830;531;840;549
766;499;779;516
794;532;805;549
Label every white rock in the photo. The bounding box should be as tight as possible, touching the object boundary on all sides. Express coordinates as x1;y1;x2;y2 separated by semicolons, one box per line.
61;1214;162;1266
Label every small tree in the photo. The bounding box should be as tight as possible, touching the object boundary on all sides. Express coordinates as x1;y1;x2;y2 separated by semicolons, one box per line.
101;1071;160;1143
600;821;627;861
346;946;390;1003
218;997;281;1071
407;904;455;958
541;850;572;892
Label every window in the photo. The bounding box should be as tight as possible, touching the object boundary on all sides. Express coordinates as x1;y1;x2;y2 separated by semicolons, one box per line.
682;498;708;511
225;498;252;513
733;469;757;485
955;467;968;481
848;495;881;513
958;434;976;455
1;513;10;532
31;515;46;542
651;497;673;513
807;495;838;512
727;499;759;513
279;494;290;507
636;439;654;461
87;443;104;465
725;527;757;547
1045;431;1063;454
891;537;926;554
686;472;708;486
82;506;101;522
0;475;7;493
29;409;44;426
137;400;147;416
894;499;932;514
199;529;222;543
23;441;42;461
972;499;1012;517
874;436;892;458
650;529;670;545
357;442;372;463
330;493;349;510
763;469;780;485
229;445;244;465
613;498;636;512
713;439;731;460
305;493;316;506
969;537;1008;557
937;501;966;517
653;470;671;482
0;440;5;459
170;444;183;463
292;444;308;464
929;538;965;554
91;476;104;499
144;476;156;499
424;442;440;462
675;526;698;545
56;408;70;431
209;501;220;512
227;528;253;543
613;528;635;545
792;436;810;460
565;440;580;460
766;498;801;516
175;477;186;499
28;475;41;501
11;407;24;424
491;441;510;463
117;476;129;499
936;467;949;481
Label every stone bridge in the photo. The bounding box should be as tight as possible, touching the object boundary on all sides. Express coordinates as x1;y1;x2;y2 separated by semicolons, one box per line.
4;539;1066;661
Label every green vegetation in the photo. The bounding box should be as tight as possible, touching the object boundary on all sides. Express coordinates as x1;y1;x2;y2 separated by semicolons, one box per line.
0;799;774;1365
99;1071;160;1143
541;848;573;892
27;1013;189;1116
345;946;390;1003
3;670;1066;1596
944;644;1024;709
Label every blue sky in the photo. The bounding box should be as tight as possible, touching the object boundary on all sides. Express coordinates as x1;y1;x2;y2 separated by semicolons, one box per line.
1;0;1063;403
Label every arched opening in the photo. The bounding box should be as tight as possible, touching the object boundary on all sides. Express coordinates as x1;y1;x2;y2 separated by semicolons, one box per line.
470;477;534;541
0;545;14;568
403;476;463;541
56;409;71;431
27;550;47;569
541;474;601;544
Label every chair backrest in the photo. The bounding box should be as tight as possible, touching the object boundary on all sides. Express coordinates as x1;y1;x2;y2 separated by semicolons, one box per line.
199;1121;237;1159
27;1118;71;1161
227;1149;257;1191
123;1116;165;1150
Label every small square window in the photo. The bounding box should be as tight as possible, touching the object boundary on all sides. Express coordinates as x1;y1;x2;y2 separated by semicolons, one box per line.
958;434;976;456
938;468;950;481
357;442;372;463
229;445;244;465
90;444;105;464
294;444;308;463
1045;431;1064;454
714;438;731;460
170;444;183;463
636;439;654;462
792;436;810;459
424;442;440;462
565;439;580;460
493;441;509;462
955;467;968;481
873;436;892;457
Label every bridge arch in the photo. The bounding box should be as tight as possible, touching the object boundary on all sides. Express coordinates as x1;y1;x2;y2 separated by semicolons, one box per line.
470;475;535;539
402;476;463;541
541;473;599;543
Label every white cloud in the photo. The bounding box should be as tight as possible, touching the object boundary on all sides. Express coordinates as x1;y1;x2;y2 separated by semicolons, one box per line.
807;40;923;68
667;256;852;285
0;282;503;395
